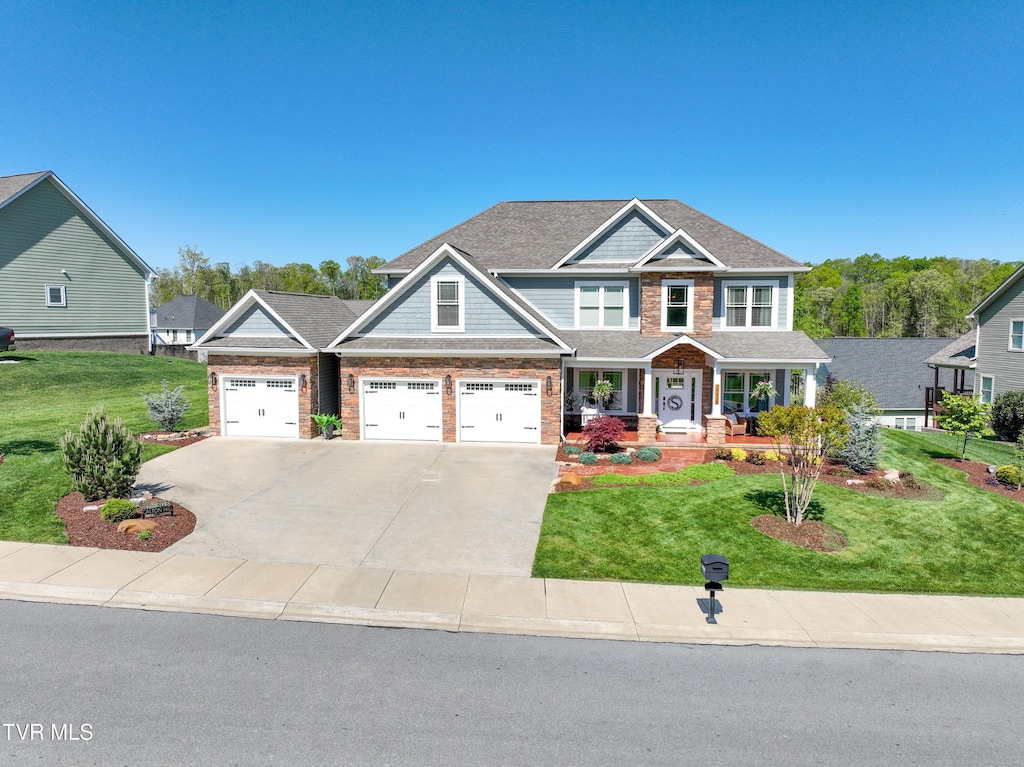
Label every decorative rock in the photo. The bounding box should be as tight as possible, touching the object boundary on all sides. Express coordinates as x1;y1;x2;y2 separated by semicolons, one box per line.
846;479;865;486
117;519;158;535
83;505;99;511
559;472;583;486
626;447;636;455
987;465;999;474
882;469;901;482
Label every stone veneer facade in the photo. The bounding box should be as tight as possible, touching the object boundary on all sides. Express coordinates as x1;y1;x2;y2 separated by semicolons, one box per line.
639;272;714;337
650;344;714;421
338;357;563;445
206;354;319;439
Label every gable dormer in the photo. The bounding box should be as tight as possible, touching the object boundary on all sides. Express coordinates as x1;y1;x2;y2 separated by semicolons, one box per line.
634;228;727;271
554;199;672;267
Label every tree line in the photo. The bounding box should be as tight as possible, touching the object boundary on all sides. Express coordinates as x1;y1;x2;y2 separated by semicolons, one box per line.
149;247;389;309
794;254;1022;338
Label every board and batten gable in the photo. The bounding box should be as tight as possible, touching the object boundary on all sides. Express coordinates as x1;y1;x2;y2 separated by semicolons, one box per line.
569;211;667;264
222;303;296;339
361;259;540;336
0;178;149;336
976;277;1024;396
501;275;641;329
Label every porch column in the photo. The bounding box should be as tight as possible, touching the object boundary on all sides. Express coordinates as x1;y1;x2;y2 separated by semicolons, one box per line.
781;367;791;406
804;365;818;406
711;365;722;416
641;364;653;415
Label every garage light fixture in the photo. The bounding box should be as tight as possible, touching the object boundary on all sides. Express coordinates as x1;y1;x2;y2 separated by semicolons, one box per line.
299;373;308;391
208;372;217;390
546;375;553;395
444;374;452;394
347;373;355;393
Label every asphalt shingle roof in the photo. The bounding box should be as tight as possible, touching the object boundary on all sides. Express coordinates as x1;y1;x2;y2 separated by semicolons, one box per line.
333;337;562;352
0;171;49;207
924;332;977;368
699;332;831;362
154;295;225;329
383;200;802;272
252;291;373;348
816;337;957;409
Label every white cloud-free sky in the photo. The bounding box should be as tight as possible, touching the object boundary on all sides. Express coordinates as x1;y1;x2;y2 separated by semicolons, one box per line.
3;0;1021;271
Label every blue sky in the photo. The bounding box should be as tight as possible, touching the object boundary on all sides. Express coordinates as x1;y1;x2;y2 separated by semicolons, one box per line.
3;1;1021;272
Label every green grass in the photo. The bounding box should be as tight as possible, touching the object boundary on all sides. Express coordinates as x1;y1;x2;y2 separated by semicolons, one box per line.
534;429;1024;595
0;351;208;543
590;462;735;487
897;429;1016;466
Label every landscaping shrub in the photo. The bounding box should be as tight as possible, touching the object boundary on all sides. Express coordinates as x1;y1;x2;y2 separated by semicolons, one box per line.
865;476;894;491
562;445;583;455
635;447;662;462
714;447;733;461
100;499;138;523
829;465;854;478
142;381;190;432
730;448;747;462
60;408;143;501
578;452;598;465
899;471;923;490
995;465;1022;486
582;415;626;453
763;449;784;462
839;404;881;474
610;453;633;465
991;391;1024;442
746;451;766;465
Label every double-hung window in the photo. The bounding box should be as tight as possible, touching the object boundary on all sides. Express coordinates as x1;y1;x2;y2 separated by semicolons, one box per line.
45;284;67;307
980;375;994;404
431;276;464;332
1010;321;1024;351
723;281;777;329
661;279;694;332
578;370;624;411
722;371;772;413
575;282;628;328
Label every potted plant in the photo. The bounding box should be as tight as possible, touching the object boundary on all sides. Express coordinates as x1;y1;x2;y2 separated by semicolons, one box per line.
311;413;343;439
751;379;778;409
592;379;615;410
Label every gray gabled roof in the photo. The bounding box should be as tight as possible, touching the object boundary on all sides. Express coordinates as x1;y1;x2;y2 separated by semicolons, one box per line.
697;332;830;362
816;337;957;409
154;295;225;330
924;332;976;368
382;200;803;273
0;171;50;206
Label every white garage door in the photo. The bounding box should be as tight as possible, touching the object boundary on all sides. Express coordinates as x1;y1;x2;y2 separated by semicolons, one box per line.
222;377;300;438
458;380;541;444
362;379;443;441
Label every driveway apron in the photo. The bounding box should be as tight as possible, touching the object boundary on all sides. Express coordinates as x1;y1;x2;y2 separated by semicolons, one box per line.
135;439;557;576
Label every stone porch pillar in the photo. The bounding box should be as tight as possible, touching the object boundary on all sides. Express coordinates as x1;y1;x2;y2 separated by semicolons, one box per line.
637;415;659;443
704;414;727;445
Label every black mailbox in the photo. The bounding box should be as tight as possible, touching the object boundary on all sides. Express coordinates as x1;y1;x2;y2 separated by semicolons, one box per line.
700;554;729;583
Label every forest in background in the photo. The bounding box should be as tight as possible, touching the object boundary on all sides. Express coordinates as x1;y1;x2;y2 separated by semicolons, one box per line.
149;247;388;308
794;254;1021;339
151;248;1022;340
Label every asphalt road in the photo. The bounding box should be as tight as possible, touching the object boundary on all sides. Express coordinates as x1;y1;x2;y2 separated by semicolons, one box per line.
1;600;1021;766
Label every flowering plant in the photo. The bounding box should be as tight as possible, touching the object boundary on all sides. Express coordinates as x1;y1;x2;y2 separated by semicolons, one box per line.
751;379;778;403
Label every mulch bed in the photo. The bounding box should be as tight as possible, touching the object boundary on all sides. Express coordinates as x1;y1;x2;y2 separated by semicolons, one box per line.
56;492;196;552
137;430;209;448
934;457;1024;501
556;446;705;476
751;515;848;552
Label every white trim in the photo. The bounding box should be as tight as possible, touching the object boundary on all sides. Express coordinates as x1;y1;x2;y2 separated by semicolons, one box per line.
553;199;673;268
44;284;67;307
980;374;995;404
784;276;794;331
191;290;315;350
634;228;726;269
220;374;301;440
720;279;779;331
1008;318;1024;352
430;275;465;333
660;279;695;333
333;347;565;358
573;280;630;329
18;331;151;339
644;335;721;361
575;368;629;414
192;347;314;357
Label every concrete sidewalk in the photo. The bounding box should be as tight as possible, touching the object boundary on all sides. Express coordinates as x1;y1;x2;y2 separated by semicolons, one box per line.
1;540;1023;653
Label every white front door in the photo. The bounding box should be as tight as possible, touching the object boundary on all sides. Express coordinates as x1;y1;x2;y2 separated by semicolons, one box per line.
361;379;443;441
654;371;703;431
222;377;300;438
458;380;541;443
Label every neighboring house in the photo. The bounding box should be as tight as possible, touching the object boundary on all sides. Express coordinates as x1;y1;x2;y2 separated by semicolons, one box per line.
817;337;958;431
923;331;976;427
193;198;829;443
151;295;226;360
0;171;155;353
966;265;1024;405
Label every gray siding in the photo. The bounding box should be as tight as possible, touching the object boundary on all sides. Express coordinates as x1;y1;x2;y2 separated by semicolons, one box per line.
571;211;665;263
712;276;789;331
976;282;1024;397
224;304;295;338
362;259;538;336
0;179;149;335
502;275;640;329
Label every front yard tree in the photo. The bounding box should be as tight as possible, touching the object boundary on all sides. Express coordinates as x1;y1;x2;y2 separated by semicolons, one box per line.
759;404;848;526
937;394;993;460
60;408;143;501
840;404;881;474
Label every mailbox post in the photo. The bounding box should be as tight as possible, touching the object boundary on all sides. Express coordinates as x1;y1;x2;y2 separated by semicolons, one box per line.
700;554;729;624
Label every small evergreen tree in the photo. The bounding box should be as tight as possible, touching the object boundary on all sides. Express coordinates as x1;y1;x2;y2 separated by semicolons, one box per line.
840;404;881;474
142;381;190;431
60;408;143;501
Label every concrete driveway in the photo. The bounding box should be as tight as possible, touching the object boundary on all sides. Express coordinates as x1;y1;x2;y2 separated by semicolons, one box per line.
135;439;557;576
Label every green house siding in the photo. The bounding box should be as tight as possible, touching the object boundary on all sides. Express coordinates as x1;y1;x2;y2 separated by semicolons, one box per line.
976;281;1024;397
0;180;149;336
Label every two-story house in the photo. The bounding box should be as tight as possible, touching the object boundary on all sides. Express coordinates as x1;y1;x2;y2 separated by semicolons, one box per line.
967;265;1024;404
193;199;829;443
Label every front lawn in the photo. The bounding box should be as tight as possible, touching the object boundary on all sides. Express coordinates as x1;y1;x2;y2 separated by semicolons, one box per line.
533;429;1024;595
0;352;208;543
